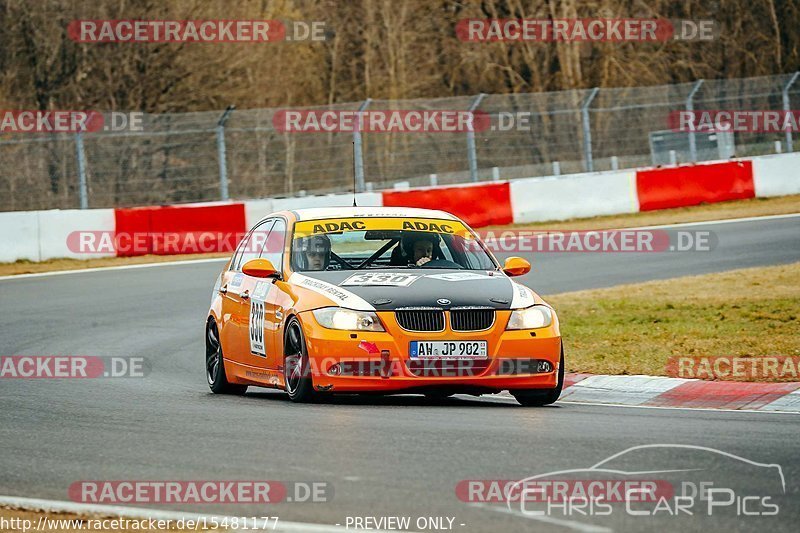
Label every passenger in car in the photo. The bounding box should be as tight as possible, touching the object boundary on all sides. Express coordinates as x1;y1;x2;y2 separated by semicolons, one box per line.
390;232;438;266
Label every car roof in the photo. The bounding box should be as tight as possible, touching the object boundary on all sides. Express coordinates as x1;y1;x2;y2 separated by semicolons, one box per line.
290;206;459;221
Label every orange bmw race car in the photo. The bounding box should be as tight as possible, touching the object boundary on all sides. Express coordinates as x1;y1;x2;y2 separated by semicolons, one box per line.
205;207;563;406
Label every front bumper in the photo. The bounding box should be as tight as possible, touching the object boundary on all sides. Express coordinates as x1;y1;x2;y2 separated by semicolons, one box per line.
298;309;561;393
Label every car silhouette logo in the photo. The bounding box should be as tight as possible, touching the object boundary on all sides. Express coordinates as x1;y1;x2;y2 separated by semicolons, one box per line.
437;298;451;306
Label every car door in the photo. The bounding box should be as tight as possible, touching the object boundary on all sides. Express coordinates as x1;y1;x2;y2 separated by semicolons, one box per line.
219;232;251;367
255;217;288;370
222;219;275;368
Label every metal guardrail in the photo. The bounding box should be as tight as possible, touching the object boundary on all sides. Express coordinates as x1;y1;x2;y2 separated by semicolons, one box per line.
0;73;798;212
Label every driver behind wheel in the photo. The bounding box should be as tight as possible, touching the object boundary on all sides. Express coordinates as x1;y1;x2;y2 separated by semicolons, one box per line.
297;234;331;270
401;232;437;267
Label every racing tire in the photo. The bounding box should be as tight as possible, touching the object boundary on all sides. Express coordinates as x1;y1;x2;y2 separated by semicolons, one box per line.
283;317;318;403
206;320;247;395
511;348;564;407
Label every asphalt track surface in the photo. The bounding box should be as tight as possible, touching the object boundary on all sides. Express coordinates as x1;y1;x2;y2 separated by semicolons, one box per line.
1;215;799;532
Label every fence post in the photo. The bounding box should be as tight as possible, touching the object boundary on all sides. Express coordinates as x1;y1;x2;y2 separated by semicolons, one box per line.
216;105;235;201
467;93;486;182
686;80;704;162
75;132;88;209
783;72;800;152
353;98;372;193
581;87;599;172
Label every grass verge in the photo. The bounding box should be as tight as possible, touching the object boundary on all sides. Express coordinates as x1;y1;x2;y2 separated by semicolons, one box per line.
548;262;800;380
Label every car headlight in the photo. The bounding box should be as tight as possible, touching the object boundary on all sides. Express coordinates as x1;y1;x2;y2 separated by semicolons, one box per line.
312;307;385;332
506;305;553;330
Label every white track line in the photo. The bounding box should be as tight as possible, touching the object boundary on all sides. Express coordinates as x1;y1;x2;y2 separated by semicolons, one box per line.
483;212;800;245
623;211;800;230
479;212;800;251
0;495;398;533
0;257;227;281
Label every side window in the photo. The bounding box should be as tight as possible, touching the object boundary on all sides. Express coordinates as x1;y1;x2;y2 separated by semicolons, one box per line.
260;218;287;273
235;219;274;271
463;240;495;270
230;232;250;271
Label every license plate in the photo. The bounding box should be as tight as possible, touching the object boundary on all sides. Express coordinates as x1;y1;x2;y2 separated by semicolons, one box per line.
409;341;488;359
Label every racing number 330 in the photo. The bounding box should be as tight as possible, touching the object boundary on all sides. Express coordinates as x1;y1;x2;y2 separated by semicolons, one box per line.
341;272;418;287
250;301;266;356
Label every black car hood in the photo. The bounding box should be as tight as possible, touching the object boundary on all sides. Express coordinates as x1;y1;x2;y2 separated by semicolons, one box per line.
293;269;526;310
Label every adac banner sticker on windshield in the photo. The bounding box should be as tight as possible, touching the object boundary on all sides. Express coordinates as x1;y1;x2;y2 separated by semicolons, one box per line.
294;217;471;237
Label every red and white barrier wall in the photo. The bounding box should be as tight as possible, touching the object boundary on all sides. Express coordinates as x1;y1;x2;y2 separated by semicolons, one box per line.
114;202;246;256
384;182;514;226
510;169;639;222
0;208;116;263
1;152;798;262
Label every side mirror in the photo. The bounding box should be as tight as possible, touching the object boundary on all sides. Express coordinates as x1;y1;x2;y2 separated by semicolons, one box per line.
502;256;531;277
242;258;280;279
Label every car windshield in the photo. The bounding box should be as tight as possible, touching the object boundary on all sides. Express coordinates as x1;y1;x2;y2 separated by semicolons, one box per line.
291;216;497;272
